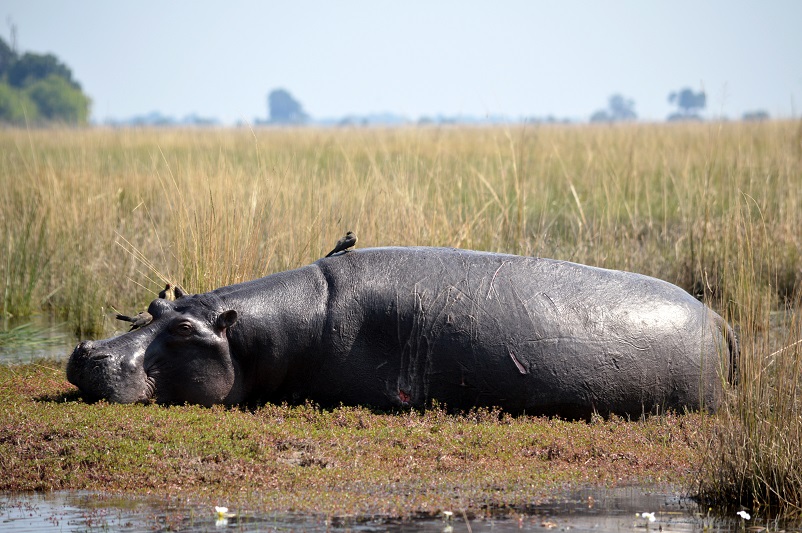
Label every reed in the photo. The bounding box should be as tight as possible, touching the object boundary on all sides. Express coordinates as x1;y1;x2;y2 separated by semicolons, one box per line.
696;195;802;516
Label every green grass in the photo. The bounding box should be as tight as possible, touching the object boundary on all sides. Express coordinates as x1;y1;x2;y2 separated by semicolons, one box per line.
0;122;801;517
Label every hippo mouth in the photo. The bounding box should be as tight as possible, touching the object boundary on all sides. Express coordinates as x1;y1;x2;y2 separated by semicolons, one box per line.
143;375;157;402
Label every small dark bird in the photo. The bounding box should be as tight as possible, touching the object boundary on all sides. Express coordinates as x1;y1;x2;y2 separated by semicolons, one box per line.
158;283;173;300
326;231;357;257
158;283;185;300
116;311;153;331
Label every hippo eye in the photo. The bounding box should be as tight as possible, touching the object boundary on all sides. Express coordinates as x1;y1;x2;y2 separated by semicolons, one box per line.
172;322;194;337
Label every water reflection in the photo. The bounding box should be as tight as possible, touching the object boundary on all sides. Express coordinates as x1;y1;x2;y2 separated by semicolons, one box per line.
0;487;765;533
0;316;75;364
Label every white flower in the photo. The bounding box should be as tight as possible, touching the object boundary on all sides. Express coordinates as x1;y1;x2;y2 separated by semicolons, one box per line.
215;506;235;527
737;510;751;520
638;512;656;522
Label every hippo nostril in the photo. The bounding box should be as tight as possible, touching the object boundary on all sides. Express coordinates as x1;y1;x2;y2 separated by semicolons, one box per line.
92;353;110;361
78;340;95;351
71;340;95;360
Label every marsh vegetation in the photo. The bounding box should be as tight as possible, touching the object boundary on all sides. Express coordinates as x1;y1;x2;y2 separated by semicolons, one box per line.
1;361;713;518
1;122;801;517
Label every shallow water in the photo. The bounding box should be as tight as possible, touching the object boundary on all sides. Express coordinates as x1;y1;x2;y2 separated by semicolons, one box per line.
0;316;76;364
0;487;766;532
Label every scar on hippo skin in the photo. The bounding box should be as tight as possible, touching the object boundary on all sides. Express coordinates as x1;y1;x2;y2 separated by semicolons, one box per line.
398;389;411;404
325;231;357;257
158;283;186;301
507;349;528;375
115;311;153;331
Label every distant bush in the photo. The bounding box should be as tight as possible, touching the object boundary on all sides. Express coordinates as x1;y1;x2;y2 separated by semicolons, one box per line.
590;94;637;123
0;81;38;124
668;87;706;120
0;37;91;125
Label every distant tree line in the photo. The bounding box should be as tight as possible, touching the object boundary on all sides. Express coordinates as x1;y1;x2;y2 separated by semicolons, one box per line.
0;35;91;125
264;86;773;127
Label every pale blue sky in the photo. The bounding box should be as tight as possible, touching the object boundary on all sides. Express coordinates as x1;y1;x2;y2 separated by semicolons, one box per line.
3;1;801;124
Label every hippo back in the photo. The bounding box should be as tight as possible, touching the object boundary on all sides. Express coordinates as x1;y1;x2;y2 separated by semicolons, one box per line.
293;247;731;418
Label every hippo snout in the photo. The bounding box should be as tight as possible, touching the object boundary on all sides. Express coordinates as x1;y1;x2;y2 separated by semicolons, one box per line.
68;340;90;372
67;341;108;377
67;341;107;391
67;337;151;404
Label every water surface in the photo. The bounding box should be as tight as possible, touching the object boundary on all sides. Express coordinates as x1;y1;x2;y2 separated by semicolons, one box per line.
0;486;765;532
0;316;76;364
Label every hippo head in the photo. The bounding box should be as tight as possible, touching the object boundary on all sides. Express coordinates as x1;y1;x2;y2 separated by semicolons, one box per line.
67;293;240;406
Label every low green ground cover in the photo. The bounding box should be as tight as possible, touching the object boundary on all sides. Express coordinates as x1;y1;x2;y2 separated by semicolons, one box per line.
1;361;708;518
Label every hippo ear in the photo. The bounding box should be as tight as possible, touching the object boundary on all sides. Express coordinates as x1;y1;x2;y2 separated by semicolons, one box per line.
215;310;238;332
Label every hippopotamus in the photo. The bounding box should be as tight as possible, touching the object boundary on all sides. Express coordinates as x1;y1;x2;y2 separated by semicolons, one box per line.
67;247;737;419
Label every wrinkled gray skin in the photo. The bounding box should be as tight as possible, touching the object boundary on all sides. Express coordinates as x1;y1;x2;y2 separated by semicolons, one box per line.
68;247;736;418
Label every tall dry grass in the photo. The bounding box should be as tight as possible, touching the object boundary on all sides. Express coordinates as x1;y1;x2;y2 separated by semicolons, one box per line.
696;180;802;516
2;123;799;327
1;121;801;513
